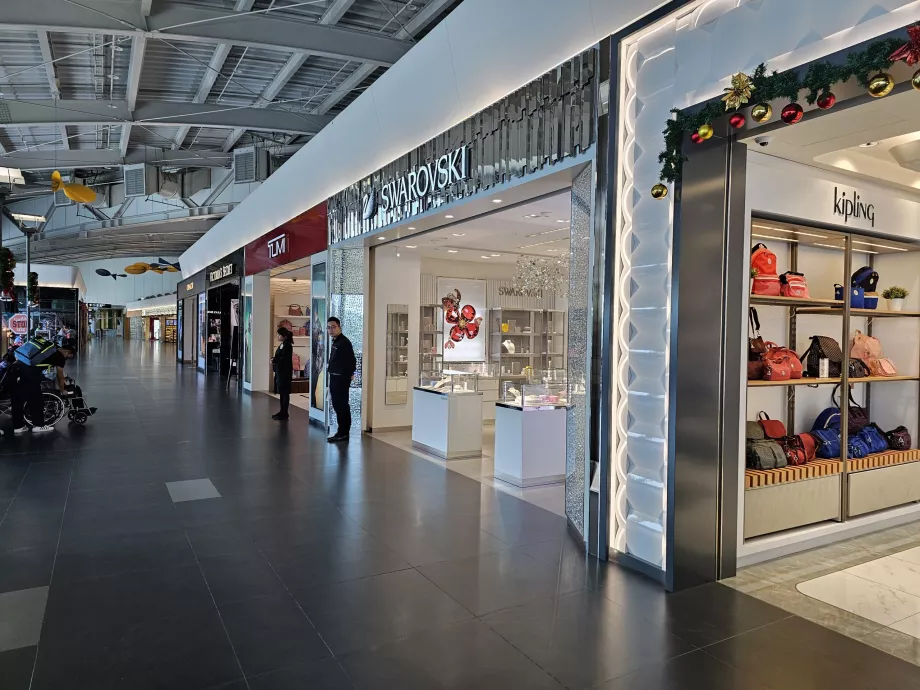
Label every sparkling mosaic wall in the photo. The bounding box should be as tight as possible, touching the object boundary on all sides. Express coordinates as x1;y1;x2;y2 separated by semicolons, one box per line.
613;0;916;571
565;165;594;537
328;51;597;243
329;247;364;435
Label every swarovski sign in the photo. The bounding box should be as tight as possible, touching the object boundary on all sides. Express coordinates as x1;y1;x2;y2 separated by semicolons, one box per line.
379;145;470;213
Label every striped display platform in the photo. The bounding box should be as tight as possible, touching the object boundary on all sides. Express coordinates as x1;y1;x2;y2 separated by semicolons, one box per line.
745;449;920;489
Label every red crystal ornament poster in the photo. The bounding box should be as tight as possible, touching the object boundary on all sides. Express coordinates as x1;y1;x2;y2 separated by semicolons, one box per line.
437;277;486;363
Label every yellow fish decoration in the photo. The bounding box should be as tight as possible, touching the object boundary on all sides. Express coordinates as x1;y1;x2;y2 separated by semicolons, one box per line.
51;170;97;204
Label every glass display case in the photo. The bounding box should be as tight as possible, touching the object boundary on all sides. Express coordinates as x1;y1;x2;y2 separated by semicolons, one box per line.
385;304;409;405
418;369;480;394
501;376;570;407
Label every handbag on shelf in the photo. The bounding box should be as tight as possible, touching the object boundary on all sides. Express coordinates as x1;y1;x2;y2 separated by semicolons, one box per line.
278;319;293;330
779;436;809;466
757;411;787;439
746;421;766;441
848;359;870;379
295;326;307;336
748;308;767;361
850;330;882;363
796;432;818;462
812;428;842;459
747;440;787;470
801;335;843;378
858;424;889;454
852;266;880;293
850;287;865;309
848;434;871;459
764;342;803;379
867;357;898;377
886;426;912;451
751;243;780;296
291;353;302;371
288;304;305;316
780;271;810;299
832;384;870;435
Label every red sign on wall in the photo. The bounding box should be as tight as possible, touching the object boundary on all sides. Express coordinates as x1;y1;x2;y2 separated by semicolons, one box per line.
8;314;28;335
245;202;327;275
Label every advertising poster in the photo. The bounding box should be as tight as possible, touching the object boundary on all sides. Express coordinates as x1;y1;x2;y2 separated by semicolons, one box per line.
437;278;486;363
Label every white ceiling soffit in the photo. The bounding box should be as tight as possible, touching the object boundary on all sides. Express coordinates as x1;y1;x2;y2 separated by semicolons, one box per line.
180;0;666;276
740;89;920;195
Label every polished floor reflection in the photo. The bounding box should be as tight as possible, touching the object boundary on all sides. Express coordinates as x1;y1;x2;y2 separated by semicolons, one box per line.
0;339;918;689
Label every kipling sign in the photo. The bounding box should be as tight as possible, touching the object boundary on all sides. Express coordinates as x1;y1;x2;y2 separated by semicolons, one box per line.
834;187;875;227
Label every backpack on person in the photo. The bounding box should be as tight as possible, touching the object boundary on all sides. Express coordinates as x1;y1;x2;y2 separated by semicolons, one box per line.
13;336;57;367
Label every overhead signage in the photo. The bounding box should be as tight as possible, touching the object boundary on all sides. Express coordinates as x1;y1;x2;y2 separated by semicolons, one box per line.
209;263;235;282
379;146;469;213
267;234;288;260
834;187;875;227
498;286;543;298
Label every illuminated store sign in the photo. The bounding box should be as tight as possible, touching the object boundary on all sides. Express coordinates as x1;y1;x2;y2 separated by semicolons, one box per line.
209;264;235;282
267;234;288;259
378;146;469;213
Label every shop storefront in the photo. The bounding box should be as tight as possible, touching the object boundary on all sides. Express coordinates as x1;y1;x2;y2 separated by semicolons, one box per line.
205;251;243;382
608;0;920;592
243;204;327;422
177;269;205;365
325;49;610;550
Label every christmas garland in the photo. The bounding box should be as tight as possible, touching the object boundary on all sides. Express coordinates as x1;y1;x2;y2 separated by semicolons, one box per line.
653;24;920;198
0;248;15;300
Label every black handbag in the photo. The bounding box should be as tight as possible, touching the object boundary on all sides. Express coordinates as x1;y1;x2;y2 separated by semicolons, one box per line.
832;384;869;435
848;359;870;379
801;335;843;378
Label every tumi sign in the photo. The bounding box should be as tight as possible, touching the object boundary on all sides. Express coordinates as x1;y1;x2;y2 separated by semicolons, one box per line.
244;202;327;276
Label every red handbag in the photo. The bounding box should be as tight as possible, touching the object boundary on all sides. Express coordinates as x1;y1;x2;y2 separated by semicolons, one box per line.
780;271;810;299
779;436;809;466
758;412;787;439
761;346;792;381
796;432;817;461
763;342;803;379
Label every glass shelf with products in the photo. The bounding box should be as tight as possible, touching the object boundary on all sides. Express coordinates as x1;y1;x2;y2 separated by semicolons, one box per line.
417;370;480;395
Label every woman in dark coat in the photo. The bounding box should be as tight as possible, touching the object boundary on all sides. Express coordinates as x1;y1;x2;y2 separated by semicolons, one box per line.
272;326;294;420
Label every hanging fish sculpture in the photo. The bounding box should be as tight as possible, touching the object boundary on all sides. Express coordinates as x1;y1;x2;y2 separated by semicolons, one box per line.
95;268;127;280
51;170;97;204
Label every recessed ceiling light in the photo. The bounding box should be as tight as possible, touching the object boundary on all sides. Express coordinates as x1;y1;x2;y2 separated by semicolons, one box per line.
445;215;454;219
106;104;118;109
452;233;465;236
408;226;415;230
556;220;567;223
481;255;491;259
859;142;879;148
490;254;501;257
447;249;458;253
405;245;417;249
546;248;559;252
377;236;386;240
492;199;502;203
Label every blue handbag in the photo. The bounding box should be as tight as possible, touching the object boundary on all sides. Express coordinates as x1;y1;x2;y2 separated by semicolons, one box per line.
813;406;841;431
858;424;889;454
813;429;841;458
848;434;870;459
852;266;879;292
850;286;865;309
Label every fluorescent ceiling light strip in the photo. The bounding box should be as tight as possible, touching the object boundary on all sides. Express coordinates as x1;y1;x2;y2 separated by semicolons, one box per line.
752;223;827;239
751;233;797;243
852;240;908;252
518;238;568;249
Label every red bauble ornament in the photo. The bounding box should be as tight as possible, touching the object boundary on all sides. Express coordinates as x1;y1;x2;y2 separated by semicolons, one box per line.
816;92;836;110
690;131;702;144
781;103;803;124
729;113;746;129
449;325;464;342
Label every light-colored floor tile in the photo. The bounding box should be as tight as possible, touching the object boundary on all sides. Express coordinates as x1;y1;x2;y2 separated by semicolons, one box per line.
893;546;920;567
0;586;49;652
752;583;884;639
165;478;222;503
796;571;920;627
890;612;920;639
847;555;920;599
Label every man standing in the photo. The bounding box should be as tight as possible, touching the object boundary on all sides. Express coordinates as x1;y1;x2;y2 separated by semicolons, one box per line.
326;316;356;443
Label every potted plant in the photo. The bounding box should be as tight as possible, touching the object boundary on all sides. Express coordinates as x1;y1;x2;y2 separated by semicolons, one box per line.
750;267;758;293
882;286;909;312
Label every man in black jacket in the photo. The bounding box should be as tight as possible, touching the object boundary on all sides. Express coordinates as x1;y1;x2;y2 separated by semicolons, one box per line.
326;316;356;442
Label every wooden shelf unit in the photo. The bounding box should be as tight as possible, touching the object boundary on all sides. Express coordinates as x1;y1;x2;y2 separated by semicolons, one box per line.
749;375;920;387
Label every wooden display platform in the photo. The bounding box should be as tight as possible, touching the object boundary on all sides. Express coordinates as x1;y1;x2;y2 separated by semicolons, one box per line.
745;459;842;489
745;449;920;489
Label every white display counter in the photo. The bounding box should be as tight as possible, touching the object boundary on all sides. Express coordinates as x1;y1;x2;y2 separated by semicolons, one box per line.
493;402;568;487
412;387;483;459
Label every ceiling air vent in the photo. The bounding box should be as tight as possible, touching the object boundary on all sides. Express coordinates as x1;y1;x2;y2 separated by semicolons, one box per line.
234;146;268;184
123;163;158;197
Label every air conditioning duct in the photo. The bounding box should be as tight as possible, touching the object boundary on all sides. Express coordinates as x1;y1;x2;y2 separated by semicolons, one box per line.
159;173;181;199
123;163;158;197
234;146;269;184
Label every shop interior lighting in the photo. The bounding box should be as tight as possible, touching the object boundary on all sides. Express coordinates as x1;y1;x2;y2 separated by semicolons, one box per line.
852;240;908;252
445;215;454;219
490;254;501;257
377;236;386;240
447;249;458;253
452;233;465;236
481;255;491;259
11;213;46;223
814;242;877;254
518;238;568;249
408;227;415;230
525;228;568;238
556;219;568;223
751;223;827;239
492;199;502;203
859;142;879;147
405;245;417;249
751;233;798;243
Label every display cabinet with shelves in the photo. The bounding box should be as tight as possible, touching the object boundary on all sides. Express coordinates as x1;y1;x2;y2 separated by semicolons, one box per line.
489;308;567;382
744;222;920;542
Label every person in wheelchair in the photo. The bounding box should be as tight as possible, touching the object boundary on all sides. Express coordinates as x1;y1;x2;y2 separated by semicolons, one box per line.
12;337;74;434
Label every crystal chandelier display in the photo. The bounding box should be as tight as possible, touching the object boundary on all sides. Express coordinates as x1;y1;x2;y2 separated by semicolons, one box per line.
513;254;566;294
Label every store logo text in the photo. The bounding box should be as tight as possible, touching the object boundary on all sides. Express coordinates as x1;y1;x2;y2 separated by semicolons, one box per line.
209;264;234;282
499;286;543;298
267;234;288;259
834;187;875;227
380;146;470;213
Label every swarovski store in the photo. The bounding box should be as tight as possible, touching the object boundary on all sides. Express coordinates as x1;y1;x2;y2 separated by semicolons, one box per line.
177;269;205;365
326;49;609;544
609;0;920;605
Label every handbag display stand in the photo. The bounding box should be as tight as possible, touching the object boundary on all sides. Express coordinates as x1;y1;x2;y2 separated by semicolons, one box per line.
744;233;920;542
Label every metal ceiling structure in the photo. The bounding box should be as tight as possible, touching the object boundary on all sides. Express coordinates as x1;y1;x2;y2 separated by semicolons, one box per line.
0;0;459;262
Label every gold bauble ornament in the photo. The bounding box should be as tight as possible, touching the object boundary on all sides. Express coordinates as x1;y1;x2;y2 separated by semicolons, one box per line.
650;183;668;200
867;72;894;98
698;123;714;140
912;69;920;92
751;103;772;123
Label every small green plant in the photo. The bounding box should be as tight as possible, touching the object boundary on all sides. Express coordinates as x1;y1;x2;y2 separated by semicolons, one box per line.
882;286;909;299
751;267;759;279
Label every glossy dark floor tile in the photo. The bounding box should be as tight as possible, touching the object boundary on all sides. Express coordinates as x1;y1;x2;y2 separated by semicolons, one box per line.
5;339;913;689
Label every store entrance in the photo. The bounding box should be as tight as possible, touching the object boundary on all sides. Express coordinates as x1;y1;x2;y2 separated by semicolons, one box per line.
368;190;573;515
206;281;240;375
269;266;313;409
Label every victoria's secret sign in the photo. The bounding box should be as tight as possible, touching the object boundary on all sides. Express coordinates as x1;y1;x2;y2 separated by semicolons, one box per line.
209;264;235;282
